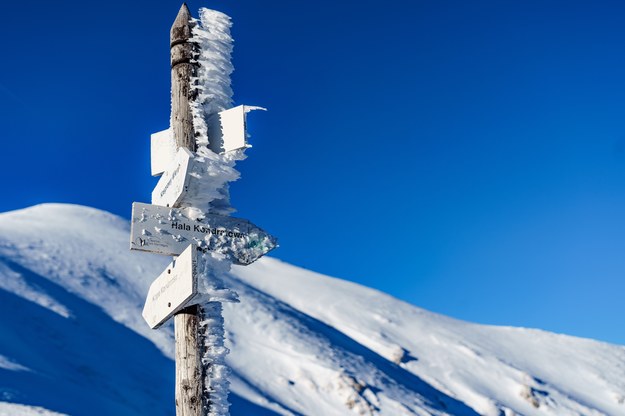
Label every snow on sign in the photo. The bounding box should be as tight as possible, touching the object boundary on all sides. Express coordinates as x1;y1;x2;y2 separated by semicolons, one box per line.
142;244;198;329
130;202;277;265
151;147;194;207
150;128;176;177
207;105;266;154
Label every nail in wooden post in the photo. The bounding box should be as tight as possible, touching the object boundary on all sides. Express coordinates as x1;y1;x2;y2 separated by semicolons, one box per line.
171;4;202;416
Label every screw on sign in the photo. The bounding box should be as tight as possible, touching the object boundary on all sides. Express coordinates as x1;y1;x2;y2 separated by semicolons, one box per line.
128;4;276;416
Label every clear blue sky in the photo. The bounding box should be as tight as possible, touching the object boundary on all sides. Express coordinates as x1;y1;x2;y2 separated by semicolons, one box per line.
2;0;625;344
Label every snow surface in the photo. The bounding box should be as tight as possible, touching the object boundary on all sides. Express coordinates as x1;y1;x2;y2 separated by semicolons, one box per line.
0;355;30;373
0;204;624;415
0;402;67;416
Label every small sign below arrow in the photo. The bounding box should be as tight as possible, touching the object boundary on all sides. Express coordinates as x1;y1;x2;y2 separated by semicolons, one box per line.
142;244;198;329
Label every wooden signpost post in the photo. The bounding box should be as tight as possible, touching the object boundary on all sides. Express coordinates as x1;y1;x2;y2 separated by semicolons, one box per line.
129;4;276;416
169;7;203;414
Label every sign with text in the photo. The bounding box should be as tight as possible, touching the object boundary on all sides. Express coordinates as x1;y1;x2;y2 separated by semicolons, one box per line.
142;244;198;329
130;202;277;265
152;147;194;207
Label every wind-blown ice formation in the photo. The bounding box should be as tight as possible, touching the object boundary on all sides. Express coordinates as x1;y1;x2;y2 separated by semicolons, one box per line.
178;7;241;415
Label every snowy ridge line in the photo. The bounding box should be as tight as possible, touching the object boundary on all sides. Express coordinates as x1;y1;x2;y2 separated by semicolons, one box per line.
221;270;473;416
1;204;625;415
229;256;625;416
0;203;176;359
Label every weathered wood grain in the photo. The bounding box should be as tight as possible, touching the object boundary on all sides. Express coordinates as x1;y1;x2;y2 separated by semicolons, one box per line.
171;3;197;153
175;306;203;416
171;4;203;416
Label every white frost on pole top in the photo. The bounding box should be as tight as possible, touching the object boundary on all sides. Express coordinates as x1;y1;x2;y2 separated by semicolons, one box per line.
190;8;234;150
187;8;241;216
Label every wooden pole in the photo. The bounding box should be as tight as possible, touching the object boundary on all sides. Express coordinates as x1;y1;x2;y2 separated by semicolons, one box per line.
174;306;202;416
171;4;203;416
171;3;197;153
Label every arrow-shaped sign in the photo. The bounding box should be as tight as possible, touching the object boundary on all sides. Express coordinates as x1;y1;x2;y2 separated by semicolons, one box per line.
152;147;195;208
142;244;198;329
130;202;277;265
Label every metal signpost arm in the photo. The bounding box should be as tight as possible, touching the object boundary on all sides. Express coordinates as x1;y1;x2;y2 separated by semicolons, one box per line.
170;4;203;416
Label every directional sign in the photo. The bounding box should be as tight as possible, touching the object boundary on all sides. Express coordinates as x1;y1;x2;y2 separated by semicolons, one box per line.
142;244;198;329
130;202;277;265
207;105;266;154
150;128;177;177
152;147;194;207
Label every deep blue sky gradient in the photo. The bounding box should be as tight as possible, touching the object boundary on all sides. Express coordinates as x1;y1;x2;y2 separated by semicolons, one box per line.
2;1;625;344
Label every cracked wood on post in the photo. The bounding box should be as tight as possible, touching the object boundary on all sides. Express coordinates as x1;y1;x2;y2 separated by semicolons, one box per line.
171;3;197;153
175;306;203;416
171;4;203;416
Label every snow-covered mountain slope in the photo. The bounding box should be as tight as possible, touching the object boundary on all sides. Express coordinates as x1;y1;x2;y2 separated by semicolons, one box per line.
0;204;623;416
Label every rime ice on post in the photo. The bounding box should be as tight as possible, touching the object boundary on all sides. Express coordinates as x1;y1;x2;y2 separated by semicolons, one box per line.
189;8;234;148
186;11;238;415
130;3;276;416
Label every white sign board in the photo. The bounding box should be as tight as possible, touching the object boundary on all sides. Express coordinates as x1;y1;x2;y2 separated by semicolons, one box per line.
142;244;198;329
152;147;194;207
130;202;277;265
150;128;177;177
207;105;266;154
